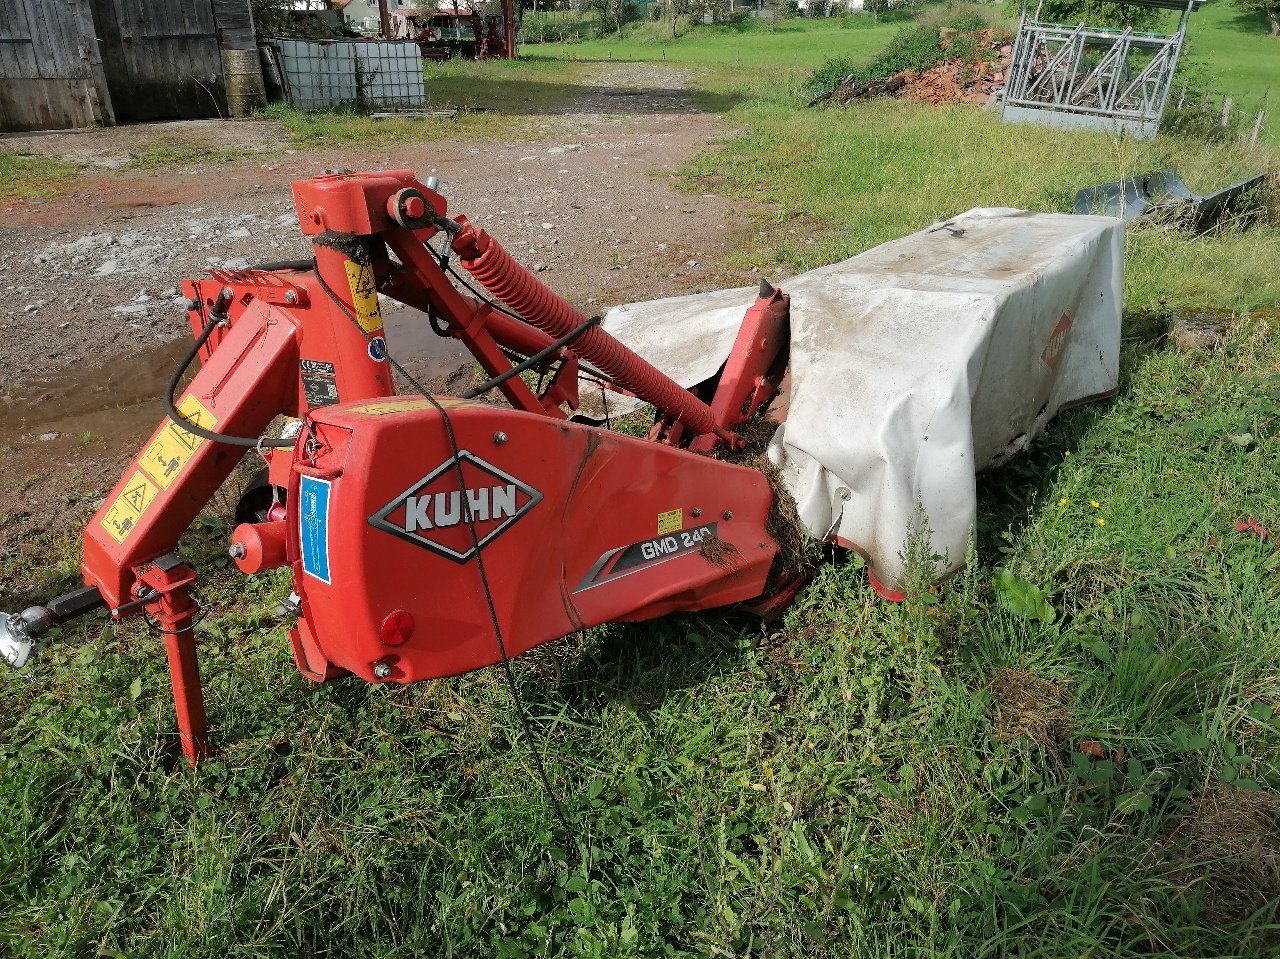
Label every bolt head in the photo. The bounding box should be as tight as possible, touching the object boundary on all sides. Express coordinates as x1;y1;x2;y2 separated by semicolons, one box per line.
228;543;246;560
493;431;508;445
692;507;702;518
284;289;298;304
373;661;392;679
722;510;733;520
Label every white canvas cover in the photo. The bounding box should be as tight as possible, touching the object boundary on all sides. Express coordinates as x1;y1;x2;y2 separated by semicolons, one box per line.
601;208;1123;588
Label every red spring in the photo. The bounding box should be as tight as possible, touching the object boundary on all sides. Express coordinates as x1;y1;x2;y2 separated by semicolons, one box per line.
454;223;718;437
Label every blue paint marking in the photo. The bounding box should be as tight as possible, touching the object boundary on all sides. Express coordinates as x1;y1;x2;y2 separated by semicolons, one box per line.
368;336;387;362
299;475;332;584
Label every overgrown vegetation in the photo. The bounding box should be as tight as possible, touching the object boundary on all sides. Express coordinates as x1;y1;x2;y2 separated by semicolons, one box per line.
3;8;1279;957
1231;0;1280;35
1008;0;1163;30
801;9;999;100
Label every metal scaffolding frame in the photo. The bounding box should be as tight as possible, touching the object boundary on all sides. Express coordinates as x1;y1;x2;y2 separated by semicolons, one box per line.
1001;0;1201;140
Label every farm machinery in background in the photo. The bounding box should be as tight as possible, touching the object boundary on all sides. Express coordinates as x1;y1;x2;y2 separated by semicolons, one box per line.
0;170;1123;766
398;4;516;60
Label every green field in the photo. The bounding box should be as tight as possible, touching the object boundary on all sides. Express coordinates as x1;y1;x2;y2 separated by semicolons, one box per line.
3;9;1280;958
1182;0;1278;123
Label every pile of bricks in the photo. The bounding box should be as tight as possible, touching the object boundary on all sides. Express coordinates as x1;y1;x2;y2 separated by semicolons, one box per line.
898;30;1014;106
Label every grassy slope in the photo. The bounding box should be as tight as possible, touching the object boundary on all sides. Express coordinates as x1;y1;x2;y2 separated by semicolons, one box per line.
1183;0;1279;127
3;13;1280;959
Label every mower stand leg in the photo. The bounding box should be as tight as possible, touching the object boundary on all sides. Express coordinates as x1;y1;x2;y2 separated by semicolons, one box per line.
137;558;209;767
163;611;209;767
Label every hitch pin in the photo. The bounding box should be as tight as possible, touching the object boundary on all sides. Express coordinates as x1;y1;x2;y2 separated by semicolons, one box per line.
111;589;161;618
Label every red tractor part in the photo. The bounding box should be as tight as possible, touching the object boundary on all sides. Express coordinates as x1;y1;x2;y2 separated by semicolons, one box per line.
2;169;795;767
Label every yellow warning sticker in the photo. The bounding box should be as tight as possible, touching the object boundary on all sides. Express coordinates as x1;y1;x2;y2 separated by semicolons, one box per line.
343;259;384;334
657;508;683;535
101;470;159;544
346;398;434;417
139;395;219;489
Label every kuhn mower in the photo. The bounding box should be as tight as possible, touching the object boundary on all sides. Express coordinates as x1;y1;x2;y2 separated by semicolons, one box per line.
0;170;1123;765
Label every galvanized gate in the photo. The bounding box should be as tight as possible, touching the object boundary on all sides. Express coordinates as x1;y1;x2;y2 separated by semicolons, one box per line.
1000;0;1202;140
0;0;113;132
90;0;227;122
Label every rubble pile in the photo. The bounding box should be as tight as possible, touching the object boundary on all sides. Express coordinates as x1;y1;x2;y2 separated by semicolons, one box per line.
814;29;1014;109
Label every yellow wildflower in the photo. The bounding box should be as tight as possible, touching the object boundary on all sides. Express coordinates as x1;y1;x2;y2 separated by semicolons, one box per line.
1058;498;1069;507
1096;517;1107;526
1090;500;1101;509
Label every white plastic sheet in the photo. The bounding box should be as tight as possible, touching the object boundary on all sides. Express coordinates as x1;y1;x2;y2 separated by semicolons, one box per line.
601;208;1123;588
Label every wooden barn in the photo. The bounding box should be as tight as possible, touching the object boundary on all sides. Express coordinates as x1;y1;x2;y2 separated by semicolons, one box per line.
0;0;266;132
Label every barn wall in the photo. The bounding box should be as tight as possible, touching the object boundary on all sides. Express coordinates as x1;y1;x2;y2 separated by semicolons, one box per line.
89;0;228;123
0;0;267;131
0;0;113;132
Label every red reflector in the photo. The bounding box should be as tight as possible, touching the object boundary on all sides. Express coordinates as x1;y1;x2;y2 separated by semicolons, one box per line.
380;609;415;646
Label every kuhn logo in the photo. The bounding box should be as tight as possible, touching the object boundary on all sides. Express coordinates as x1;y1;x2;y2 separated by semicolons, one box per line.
1041;313;1073;368
368;451;542;562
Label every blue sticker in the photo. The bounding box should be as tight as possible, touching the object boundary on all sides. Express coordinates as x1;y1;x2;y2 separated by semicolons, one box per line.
299;475;331;584
368;336;387;362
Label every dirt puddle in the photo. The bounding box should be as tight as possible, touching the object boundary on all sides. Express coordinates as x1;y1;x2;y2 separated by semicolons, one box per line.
0;338;189;447
381;303;474;391
0;303;474;466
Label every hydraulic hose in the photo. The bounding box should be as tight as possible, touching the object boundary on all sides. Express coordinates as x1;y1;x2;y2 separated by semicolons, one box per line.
164;289;295;449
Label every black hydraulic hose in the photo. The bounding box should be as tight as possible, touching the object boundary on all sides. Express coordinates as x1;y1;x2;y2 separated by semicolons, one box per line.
164;291;296;449
462;314;602;399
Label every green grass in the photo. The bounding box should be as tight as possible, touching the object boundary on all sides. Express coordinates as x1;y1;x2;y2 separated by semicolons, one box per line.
0;151;79;201
534;15;903;73
683;100;1278;313
125;146;251;169
1182;0;1278;125
4;10;1280;958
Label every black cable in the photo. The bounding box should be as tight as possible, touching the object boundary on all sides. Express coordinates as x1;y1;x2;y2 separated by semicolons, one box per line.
424;233;618;388
424;229;538;328
313;259;574;839
163;315;296;449
462;314;601;399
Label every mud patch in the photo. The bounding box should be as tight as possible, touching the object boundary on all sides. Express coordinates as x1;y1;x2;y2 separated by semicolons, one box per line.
1170;306;1232;351
0;338;188;445
381;302;477;393
698;534;741;568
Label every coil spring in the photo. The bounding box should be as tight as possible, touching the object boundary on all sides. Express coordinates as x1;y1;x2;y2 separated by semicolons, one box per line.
457;227;717;436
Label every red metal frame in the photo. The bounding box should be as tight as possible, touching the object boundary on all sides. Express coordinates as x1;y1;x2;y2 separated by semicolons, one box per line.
79;170;794;765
